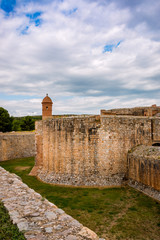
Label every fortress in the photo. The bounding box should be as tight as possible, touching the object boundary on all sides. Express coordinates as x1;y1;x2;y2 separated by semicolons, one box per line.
30;95;160;200
0;95;159;199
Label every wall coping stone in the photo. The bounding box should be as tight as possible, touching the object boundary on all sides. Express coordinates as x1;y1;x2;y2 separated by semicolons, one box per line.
0;167;106;240
0;131;35;135
101;115;160;119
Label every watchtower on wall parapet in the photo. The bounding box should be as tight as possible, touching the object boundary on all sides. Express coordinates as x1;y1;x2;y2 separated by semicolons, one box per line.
42;94;53;120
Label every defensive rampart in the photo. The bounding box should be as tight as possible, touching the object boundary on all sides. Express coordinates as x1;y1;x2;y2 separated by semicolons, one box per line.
0;132;35;161
101;105;160;116
31;113;160;188
128;145;160;200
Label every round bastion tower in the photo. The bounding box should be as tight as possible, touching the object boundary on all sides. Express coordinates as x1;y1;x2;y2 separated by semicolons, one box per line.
42;94;53;120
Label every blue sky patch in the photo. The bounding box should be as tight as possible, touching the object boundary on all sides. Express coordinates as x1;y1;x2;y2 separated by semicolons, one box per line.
26;11;42;28
26;11;42;20
62;7;78;16
103;41;121;53
0;93;38;101
1;0;16;13
103;44;115;53
116;41;121;47
20;26;29;35
18;11;42;35
34;19;42;27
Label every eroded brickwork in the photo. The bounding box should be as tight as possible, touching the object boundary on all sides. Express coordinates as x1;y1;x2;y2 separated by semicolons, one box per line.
0;132;35;161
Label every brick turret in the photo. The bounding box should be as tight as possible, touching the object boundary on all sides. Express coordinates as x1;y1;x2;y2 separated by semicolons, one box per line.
42;94;53;120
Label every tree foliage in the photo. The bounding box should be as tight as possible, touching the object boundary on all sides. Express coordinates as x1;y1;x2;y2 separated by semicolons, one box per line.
0;108;13;132
0;107;42;132
20;116;35;131
12;119;21;131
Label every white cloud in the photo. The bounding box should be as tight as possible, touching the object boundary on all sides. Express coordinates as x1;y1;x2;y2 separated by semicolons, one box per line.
0;0;160;116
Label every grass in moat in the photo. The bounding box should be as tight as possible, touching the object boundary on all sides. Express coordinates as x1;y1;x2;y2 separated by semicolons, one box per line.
0;200;26;240
0;157;160;240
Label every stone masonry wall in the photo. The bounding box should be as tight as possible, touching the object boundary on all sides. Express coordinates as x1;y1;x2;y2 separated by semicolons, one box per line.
101;107;146;116
152;118;160;142
0;132;35;161
101;106;160;116
31;115;160;187
0;166;101;240
127;145;160;200
98;116;153;182
31;116;106;186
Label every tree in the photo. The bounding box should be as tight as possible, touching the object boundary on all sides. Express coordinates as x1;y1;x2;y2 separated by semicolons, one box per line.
20;116;35;131
0;107;13;132
12;119;21;131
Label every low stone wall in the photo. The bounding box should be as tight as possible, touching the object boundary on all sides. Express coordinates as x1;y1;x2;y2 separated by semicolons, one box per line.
0;166;102;240
128;180;160;202
127;145;160;201
0;132;35;161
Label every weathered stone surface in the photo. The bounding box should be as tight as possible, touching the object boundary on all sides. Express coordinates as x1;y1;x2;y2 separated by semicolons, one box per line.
31;114;160;190
17;221;29;231
66;235;78;240
78;227;99;240
45;227;53;233
128;145;160;200
0;132;35;161
45;211;57;220
0;167;101;240
101;105;160;117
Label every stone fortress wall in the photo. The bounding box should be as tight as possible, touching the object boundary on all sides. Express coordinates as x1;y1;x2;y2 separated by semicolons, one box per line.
128;145;160;192
0;97;159;200
30;102;160;199
101;104;160;117
0;132;35;161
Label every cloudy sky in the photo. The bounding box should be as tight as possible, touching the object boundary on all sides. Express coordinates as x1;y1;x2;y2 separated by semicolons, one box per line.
0;0;160;116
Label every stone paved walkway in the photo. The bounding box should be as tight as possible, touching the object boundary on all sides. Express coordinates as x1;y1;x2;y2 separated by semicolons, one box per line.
0;167;105;240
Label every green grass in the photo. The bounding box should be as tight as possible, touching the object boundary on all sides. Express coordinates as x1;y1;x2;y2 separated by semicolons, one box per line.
0;201;26;240
0;157;160;240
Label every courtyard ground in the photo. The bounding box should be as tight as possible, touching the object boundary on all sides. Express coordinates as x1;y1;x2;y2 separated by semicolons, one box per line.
0;157;160;240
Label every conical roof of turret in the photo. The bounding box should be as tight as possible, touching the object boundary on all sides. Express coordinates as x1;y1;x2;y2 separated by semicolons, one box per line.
42;94;53;104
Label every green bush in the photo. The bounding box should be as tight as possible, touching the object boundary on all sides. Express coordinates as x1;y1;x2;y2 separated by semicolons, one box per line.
20;116;34;131
0;107;13;132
